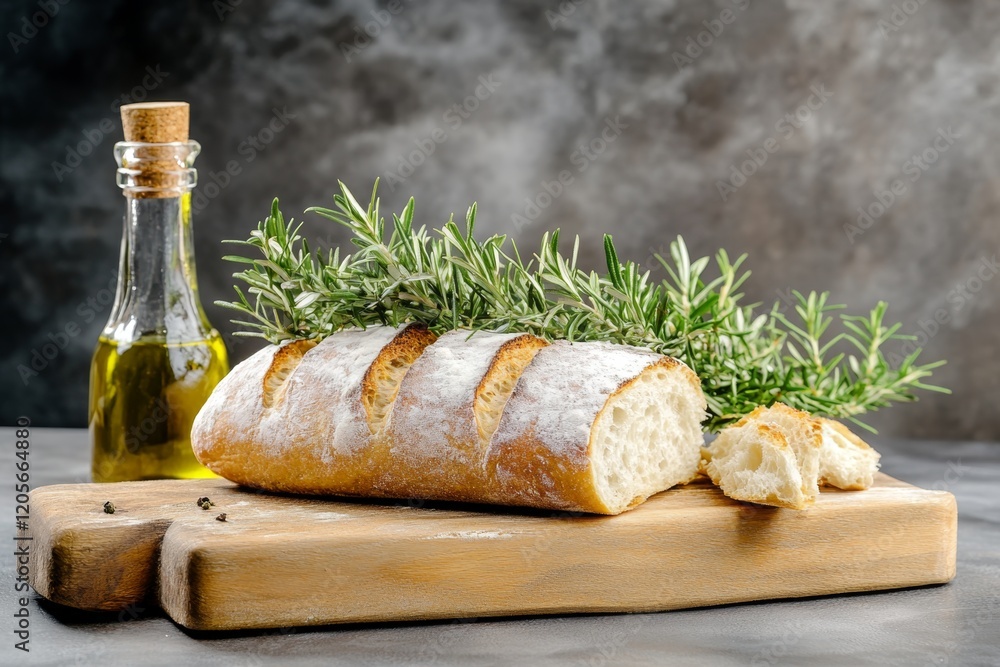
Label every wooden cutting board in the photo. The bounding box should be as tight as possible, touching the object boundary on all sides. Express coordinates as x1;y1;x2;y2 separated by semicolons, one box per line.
25;474;956;631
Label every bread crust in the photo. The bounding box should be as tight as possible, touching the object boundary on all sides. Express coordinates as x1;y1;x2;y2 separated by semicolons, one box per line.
816;417;881;489
704;422;808;510
261;339;317;409
361;324;439;433
703;402;881;509
819;418;875;452
192;343;283;487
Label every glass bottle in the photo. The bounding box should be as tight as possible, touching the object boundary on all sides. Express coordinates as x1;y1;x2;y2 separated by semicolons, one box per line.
89;102;228;482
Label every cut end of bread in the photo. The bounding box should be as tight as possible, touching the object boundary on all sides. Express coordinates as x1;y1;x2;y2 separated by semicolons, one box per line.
362;324;438;434
817;418;881;490
589;359;706;514
261;339;318;409
474;335;549;445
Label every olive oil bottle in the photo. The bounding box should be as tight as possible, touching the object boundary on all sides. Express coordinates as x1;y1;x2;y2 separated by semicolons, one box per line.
89;102;229;482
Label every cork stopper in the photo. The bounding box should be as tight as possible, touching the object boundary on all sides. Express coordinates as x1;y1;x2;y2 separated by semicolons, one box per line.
121;102;189;143
117;102;197;198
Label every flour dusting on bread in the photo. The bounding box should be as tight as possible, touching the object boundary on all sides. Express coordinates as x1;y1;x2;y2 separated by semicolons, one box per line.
192;325;434;493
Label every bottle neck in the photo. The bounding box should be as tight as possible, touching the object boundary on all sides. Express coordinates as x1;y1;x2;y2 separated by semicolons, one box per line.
104;141;214;343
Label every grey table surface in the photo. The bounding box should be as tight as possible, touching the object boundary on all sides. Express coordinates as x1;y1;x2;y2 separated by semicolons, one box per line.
1;427;997;667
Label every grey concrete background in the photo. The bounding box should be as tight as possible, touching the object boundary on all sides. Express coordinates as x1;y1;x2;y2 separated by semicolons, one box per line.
1;0;998;439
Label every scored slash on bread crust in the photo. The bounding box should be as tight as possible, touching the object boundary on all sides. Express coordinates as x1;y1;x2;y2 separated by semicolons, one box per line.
361;325;439;434
702;402;882;510
192;327;709;515
261;340;317;409
475;335;551;444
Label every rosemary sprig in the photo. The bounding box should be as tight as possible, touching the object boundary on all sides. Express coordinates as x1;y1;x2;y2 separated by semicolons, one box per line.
218;180;948;431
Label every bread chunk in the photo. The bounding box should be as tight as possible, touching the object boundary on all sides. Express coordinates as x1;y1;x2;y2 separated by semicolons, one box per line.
703;403;880;510
816;418;881;490
703;422;812;510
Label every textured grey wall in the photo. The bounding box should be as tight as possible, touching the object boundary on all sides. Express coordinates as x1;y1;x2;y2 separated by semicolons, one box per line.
2;0;998;439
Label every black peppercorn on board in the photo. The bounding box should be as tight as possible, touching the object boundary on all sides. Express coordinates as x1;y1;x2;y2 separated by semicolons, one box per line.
25;475;956;631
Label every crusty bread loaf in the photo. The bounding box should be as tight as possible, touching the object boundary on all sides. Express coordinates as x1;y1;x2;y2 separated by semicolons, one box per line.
192;326;707;515
702;402;881;510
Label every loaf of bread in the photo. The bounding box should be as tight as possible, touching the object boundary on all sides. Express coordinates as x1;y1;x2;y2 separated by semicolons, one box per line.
191;325;708;514
701;402;881;510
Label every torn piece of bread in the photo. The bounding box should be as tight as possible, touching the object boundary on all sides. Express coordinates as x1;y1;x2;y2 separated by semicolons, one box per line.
487;340;707;515
703;403;823;510
816;418;881;490
703;403;882;509
703;422;811;510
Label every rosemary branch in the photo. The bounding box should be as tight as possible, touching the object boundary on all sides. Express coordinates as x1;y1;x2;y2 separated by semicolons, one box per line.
218;180;948;431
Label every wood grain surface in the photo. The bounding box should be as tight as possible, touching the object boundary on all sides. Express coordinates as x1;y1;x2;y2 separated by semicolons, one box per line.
25;474;957;631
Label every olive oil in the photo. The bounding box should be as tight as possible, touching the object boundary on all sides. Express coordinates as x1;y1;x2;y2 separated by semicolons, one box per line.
91;102;229;481
90;334;228;482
